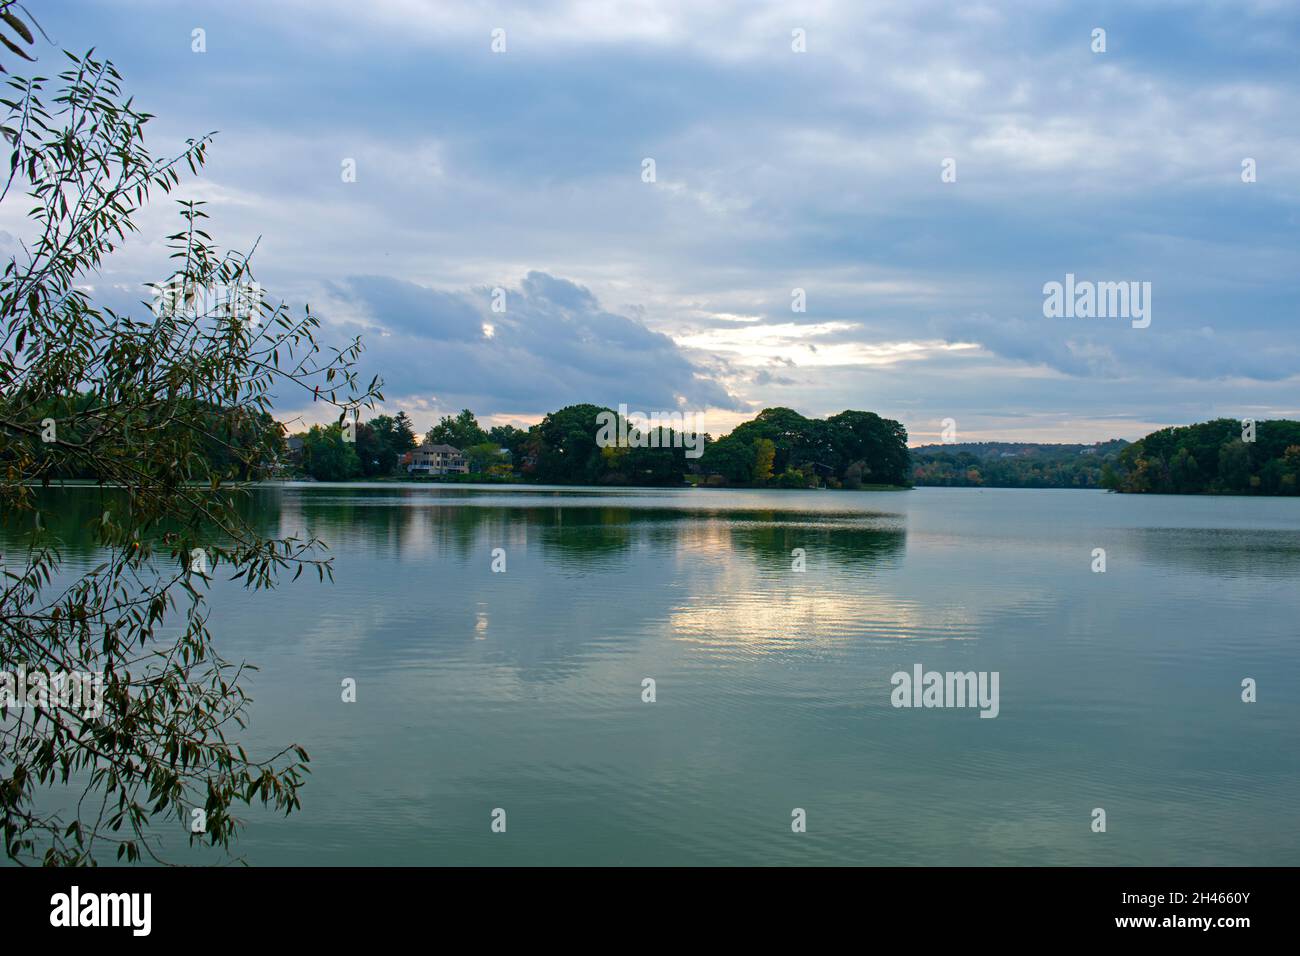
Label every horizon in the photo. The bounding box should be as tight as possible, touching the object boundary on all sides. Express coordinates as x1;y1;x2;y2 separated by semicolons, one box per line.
285;401;1260;450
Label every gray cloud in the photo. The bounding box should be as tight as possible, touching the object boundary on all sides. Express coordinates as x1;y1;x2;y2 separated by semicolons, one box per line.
323;271;744;416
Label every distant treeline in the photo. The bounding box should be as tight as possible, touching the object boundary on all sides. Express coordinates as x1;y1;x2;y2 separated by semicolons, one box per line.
911;440;1129;489
913;420;1300;495
37;392;1292;496
1101;418;1300;495
296;404;911;488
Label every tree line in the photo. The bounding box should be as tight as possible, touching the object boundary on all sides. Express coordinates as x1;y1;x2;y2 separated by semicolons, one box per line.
1100;418;1300;495
910;421;1300;495
28;396;1300;496
293;404;913;488
911;440;1128;489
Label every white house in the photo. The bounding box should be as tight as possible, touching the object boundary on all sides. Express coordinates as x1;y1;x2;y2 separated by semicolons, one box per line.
408;443;469;476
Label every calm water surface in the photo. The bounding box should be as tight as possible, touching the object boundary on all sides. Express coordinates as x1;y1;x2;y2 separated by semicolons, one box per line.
10;484;1300;865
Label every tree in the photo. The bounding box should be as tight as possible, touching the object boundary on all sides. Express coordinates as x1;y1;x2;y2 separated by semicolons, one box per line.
775;465;811;488
1217;439;1251;492
1281;446;1300;495
1169;446;1199;494
699;433;755;484
486;423;526;457
532;404;609;484
391;411;417;453
0;44;380;864
842;459;866;489
623;440;687;485
426;409;486;449
0;2;37;73
1100;462;1121;491
731;407;812;475
753;438;776;483
826;410;910;486
358;415;400;476
303;424;363;481
721;406;910;487
464;441;505;474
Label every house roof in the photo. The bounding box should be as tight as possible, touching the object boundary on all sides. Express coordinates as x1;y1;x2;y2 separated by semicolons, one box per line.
421;443;463;454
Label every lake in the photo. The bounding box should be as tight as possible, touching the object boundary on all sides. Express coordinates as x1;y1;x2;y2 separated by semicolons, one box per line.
7;484;1300;865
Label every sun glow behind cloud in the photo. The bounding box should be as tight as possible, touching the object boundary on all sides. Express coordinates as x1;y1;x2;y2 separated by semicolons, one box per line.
675;322;982;368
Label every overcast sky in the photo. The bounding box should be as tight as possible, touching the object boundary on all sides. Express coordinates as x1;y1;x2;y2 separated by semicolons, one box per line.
11;0;1300;444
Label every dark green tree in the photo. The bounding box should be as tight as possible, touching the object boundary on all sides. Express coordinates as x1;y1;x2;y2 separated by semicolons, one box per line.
826;410;910;487
391;411;418;453
532;404;610;484
302;424;363;481
1105;419;1300;495
699;433;756;484
358;415;400;476
487;423;527;457
426;409;486;449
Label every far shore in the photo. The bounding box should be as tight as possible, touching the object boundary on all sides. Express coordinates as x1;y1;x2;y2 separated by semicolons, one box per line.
27;478;1297;497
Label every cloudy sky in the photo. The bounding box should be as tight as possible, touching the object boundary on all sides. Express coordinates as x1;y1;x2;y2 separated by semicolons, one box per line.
12;0;1300;443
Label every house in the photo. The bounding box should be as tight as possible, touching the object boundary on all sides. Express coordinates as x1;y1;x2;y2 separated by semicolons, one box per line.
408;442;469;476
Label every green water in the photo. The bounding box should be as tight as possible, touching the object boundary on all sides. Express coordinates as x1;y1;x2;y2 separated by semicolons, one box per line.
6;484;1300;865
